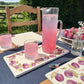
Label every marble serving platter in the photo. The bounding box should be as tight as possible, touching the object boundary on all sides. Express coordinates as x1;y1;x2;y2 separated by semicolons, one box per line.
45;56;84;84
3;45;69;77
12;32;42;47
0;43;17;53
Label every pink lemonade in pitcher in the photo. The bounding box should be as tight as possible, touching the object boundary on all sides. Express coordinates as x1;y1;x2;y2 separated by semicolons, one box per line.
24;42;38;59
42;14;58;53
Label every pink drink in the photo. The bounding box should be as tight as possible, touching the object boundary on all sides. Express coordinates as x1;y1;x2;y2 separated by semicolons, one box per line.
42;14;58;53
0;34;12;48
24;42;38;60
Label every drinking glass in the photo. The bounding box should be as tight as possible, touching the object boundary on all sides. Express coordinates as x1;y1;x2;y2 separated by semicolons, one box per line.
71;37;83;56
24;40;38;60
0;34;12;49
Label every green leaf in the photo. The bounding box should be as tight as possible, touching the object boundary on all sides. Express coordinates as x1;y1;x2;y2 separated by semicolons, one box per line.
71;70;78;78
19;69;23;72
61;67;67;70
80;73;84;76
80;57;84;60
77;82;82;84
51;72;57;79
68;64;76;70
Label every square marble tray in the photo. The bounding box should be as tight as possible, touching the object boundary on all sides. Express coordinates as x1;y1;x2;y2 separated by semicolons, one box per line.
45;56;84;84
3;45;69;77
0;43;17;53
12;32;42;47
0;32;42;53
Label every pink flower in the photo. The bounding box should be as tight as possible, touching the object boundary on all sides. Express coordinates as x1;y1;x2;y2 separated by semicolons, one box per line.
23;63;29;69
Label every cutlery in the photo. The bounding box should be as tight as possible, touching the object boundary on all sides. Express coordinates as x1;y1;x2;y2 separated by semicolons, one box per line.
49;58;72;69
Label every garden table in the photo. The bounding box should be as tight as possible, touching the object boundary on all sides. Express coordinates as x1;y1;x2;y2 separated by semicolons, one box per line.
0;38;79;84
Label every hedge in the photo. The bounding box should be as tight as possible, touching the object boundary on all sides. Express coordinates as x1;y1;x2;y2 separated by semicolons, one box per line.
20;0;84;29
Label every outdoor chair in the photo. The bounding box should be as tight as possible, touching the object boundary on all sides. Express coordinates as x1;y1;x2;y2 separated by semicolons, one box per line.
5;5;41;34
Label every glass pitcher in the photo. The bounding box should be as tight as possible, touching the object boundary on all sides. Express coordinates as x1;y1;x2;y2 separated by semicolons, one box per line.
41;7;63;53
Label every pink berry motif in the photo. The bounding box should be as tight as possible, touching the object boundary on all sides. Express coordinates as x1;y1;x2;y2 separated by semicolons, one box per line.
71;62;80;68
78;61;84;65
8;55;16;59
80;76;84;81
34;58;44;63
45;56;49;59
14;65;19;69
64;70;73;78
21;51;25;53
67;80;77;84
55;73;64;82
16;52;20;55
31;63;36;66
52;47;63;54
9;60;16;65
49;55;56;57
22;64;29;69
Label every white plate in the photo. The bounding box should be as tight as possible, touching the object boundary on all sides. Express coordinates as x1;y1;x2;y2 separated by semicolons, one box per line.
61;34;73;41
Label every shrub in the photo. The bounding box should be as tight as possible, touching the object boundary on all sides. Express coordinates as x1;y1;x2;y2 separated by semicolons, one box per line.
20;0;84;29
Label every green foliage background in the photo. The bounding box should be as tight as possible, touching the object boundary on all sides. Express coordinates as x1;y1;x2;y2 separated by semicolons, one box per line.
0;0;84;34
20;0;84;28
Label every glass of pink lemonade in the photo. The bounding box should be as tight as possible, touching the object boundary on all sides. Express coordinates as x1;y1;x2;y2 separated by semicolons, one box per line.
41;7;63;53
24;40;38;60
0;34;12;49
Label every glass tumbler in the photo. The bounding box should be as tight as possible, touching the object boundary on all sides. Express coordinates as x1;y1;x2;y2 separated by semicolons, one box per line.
0;34;12;49
71;36;83;56
24;40;38;60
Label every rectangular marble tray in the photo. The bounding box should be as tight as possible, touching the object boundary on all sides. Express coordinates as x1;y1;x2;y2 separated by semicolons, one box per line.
45;56;84;84
3;45;69;77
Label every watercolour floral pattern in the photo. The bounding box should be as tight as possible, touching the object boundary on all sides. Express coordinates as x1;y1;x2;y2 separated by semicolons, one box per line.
3;46;66;77
46;56;84;84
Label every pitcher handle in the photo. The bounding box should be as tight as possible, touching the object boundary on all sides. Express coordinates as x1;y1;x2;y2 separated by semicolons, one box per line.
57;20;63;39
